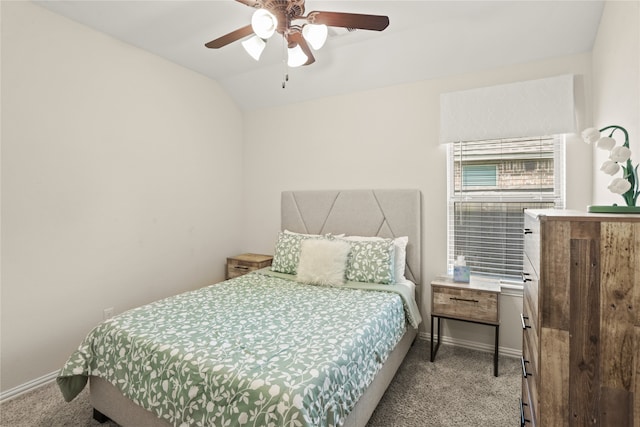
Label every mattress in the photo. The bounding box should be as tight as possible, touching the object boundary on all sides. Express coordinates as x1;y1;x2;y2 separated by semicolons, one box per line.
57;269;421;427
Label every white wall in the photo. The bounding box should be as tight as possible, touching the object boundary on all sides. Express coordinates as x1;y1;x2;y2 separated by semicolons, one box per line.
591;1;640;205
1;2;244;393
242;54;594;354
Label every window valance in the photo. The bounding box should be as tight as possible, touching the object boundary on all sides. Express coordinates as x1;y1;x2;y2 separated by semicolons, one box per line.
440;74;576;143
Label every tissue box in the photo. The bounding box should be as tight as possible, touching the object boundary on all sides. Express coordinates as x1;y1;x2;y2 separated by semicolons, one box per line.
453;265;470;283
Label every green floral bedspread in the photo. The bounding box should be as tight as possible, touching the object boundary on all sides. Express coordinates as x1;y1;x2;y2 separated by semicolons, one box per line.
57;271;420;427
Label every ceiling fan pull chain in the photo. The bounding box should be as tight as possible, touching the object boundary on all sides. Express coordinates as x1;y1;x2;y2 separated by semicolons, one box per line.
282;32;288;89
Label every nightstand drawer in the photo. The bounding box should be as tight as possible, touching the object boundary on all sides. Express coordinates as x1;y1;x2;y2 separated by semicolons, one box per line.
226;253;273;279
432;285;499;324
227;262;258;279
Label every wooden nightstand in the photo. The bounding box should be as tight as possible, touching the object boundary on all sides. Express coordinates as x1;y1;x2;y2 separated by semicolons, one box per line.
430;276;501;376
226;253;273;279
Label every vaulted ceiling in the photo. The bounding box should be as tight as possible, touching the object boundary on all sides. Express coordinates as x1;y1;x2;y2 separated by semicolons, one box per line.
34;1;604;111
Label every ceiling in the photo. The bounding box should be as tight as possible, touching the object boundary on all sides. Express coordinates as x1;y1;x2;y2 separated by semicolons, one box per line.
34;1;604;111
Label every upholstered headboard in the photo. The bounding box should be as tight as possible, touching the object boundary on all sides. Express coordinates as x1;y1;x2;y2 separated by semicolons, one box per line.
281;189;422;285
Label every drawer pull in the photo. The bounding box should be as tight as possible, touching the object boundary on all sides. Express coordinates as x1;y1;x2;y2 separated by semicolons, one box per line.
449;297;479;303
523;228;533;235
520;313;531;330
521;272;532;282
233;265;250;270
519;398;531;426
521;357;532;378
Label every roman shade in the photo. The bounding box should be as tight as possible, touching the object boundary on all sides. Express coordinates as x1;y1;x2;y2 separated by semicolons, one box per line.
440;74;576;143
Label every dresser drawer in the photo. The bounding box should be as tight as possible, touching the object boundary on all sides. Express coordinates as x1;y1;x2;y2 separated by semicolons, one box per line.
522;296;539;376
432;285;499;324
522;374;537;427
523;212;540;277
522;331;539;426
522;255;539;329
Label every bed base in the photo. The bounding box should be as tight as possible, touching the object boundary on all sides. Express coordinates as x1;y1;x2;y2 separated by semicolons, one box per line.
90;328;418;427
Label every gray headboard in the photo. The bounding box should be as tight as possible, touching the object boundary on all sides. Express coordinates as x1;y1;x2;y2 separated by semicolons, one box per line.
281;189;422;285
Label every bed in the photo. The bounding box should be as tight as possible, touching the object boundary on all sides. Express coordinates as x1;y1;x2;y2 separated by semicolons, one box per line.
57;189;422;427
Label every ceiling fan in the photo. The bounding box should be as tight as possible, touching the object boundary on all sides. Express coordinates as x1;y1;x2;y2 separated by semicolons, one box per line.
205;0;390;68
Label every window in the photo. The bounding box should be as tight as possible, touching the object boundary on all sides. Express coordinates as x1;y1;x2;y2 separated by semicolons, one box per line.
447;137;565;283
462;165;497;187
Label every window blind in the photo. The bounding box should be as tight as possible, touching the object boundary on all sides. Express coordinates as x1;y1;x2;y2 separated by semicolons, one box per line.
447;137;565;282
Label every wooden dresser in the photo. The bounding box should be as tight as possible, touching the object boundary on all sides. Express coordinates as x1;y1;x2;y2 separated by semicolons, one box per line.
521;209;640;427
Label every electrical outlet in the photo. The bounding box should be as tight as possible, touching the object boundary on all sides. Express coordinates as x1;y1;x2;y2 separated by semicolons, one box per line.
103;307;115;320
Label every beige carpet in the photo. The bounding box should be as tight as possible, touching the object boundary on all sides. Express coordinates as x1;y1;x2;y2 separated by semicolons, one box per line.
0;340;520;426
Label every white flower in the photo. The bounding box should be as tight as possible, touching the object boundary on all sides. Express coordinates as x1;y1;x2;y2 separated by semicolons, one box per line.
596;136;616;151
249;379;264;389
188;386;198;399
582;127;601;144
610;146;632;163
277;401;287;414
600;160;621;175
269;384;280;396
608;177;632;194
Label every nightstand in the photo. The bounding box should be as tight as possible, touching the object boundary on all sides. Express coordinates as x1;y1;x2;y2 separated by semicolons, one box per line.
226;253;273;279
430;276;501;376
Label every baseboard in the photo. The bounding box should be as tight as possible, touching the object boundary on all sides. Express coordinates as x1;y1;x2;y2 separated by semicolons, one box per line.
0;370;58;403
418;332;521;358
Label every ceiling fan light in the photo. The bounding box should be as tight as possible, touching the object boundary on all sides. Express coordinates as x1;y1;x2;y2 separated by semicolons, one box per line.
287;44;308;67
251;9;277;39
302;24;328;50
241;35;266;61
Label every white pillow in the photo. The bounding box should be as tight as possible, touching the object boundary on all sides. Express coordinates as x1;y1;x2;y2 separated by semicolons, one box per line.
296;239;351;286
392;236;409;282
341;235;408;283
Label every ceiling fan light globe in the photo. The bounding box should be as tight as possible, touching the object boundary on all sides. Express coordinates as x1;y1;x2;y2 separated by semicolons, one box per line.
302;24;328;50
251;9;277;39
241;35;266;61
287;45;308;67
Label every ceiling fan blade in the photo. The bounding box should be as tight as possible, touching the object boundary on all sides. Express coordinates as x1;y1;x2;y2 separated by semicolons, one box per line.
288;32;315;66
306;11;389;31
205;24;254;49
235;0;260;8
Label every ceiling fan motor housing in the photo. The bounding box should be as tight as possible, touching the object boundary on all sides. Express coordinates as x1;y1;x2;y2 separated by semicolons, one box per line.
258;0;305;34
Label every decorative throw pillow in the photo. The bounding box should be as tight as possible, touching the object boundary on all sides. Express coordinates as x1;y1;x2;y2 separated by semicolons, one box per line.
271;230;325;275
338;237;395;284
341;235;408;283
392;236;409;282
296;239;351;286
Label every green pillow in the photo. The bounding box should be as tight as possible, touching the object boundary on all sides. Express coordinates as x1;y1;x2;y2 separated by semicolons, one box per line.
271;231;325;275
340;238;395;284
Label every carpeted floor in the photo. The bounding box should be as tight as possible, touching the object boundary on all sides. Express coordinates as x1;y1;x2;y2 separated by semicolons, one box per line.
0;340;520;426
